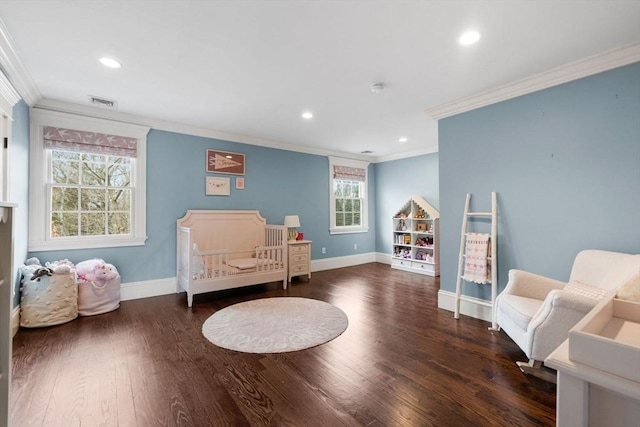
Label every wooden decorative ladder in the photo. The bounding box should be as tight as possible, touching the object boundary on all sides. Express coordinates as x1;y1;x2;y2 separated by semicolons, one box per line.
454;192;499;331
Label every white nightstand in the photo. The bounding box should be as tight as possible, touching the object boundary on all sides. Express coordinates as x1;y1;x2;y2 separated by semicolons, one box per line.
288;240;311;283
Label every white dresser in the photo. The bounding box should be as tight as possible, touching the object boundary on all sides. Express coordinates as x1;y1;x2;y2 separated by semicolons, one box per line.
288;240;311;283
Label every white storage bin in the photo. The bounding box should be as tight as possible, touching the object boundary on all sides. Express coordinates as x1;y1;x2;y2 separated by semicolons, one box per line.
76;259;121;316
20;265;78;328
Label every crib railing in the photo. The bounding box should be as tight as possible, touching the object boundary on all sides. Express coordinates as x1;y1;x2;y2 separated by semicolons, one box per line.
191;246;285;279
178;224;287;284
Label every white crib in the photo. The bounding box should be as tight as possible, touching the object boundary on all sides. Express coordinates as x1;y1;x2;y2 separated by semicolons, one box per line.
176;210;287;307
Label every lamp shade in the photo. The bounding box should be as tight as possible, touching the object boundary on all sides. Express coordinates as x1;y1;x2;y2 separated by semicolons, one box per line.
284;215;301;228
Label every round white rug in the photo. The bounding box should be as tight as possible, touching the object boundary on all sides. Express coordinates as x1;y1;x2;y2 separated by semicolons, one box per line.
202;297;349;353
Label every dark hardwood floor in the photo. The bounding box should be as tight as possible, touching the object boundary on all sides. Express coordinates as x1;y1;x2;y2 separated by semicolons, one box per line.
10;263;556;426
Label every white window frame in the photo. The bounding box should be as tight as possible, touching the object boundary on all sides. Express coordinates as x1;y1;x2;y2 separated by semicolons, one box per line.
328;156;369;234
28;109;150;251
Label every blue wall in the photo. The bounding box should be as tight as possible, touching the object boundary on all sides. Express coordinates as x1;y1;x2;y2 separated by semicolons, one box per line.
27;129;377;283
439;63;640;300
374;153;439;254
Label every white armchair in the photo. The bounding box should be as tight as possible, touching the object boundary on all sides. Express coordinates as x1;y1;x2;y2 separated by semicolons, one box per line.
496;249;640;379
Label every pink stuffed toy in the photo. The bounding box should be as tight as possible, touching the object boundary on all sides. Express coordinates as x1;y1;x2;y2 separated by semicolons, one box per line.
76;259;119;284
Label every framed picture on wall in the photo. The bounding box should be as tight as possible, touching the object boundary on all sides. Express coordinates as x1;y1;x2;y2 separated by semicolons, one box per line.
206;149;245;175
236;177;245;189
206;176;230;196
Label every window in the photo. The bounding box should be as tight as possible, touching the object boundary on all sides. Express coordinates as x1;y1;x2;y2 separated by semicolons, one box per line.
29;109;149;251
50;150;131;237
328;156;369;234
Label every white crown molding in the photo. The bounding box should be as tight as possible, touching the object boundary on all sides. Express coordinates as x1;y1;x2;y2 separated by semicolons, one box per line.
373;144;439;163
0;69;19;105
426;43;640;120
0;18;41;106
35;98;377;162
0;69;20;119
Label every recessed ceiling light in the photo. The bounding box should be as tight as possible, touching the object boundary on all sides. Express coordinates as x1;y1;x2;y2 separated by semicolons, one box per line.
301;112;313;119
398;137;408;143
458;31;481;46
98;57;122;68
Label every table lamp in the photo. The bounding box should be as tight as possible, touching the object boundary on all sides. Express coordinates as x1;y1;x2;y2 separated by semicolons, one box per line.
284;215;301;241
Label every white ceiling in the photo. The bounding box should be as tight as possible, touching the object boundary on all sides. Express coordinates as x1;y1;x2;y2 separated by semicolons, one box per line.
1;1;639;161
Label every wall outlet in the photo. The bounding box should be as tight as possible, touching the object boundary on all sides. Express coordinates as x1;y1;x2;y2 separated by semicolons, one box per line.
354;243;358;250
322;247;326;254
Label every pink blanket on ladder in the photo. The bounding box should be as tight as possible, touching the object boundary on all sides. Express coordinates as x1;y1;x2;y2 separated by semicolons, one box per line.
463;232;491;284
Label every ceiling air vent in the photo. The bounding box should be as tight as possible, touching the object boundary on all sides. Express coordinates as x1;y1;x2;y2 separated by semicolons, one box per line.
88;95;118;108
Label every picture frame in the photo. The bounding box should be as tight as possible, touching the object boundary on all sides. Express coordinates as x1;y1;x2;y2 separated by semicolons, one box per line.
206;149;245;175
235;177;245;190
416;223;427;231
206;176;230;196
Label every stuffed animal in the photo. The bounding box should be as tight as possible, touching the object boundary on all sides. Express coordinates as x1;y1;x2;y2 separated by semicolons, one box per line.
24;257;41;266
76;259;119;284
97;263;119;282
45;259;74;274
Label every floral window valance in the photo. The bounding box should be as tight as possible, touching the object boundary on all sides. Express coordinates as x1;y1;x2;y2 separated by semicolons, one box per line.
43;126;138;158
333;165;366;182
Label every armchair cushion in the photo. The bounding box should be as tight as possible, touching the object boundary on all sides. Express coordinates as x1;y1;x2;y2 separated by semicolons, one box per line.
563;281;611;300
499;295;543;331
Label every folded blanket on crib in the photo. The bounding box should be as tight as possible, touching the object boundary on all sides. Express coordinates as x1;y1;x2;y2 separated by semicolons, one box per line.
227;258;279;270
227;258;258;270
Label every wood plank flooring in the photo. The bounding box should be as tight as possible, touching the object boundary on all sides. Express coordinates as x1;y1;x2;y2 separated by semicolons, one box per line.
10;263;556;426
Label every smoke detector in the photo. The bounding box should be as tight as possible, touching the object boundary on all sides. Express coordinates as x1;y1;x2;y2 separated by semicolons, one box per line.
370;83;385;93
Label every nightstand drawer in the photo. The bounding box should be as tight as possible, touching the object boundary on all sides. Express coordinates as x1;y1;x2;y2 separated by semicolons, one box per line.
290;245;308;254
291;254;308;263
291;264;308;273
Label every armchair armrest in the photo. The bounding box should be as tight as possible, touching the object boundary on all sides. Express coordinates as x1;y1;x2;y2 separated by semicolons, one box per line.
501;269;566;300
548;288;610;312
526;289;603;360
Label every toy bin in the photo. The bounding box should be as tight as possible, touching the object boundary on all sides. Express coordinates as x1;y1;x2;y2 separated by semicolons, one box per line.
76;259;121;316
20;265;78;328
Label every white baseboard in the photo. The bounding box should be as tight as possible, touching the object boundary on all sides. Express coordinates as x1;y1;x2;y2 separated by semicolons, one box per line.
117;252;383;302
11;306;20;337
437;289;493;323
311;252;377;272
375;252;392;264
120;277;177;301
